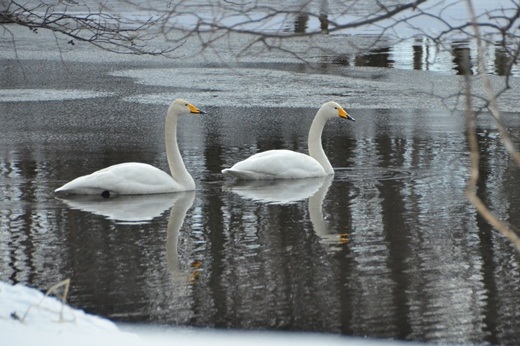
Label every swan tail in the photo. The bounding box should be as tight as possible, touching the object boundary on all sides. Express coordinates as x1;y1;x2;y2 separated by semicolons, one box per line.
54;183;115;197
54;172;119;196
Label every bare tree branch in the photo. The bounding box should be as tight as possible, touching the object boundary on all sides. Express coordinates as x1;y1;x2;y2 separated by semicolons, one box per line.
464;0;520;253
1;0;176;54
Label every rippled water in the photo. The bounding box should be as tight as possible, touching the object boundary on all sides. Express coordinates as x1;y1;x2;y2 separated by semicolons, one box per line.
2;56;520;345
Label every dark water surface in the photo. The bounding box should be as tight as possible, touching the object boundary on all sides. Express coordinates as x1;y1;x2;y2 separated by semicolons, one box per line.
2;58;520;345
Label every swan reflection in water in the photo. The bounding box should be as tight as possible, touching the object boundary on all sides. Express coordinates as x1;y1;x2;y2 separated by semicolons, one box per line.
164;191;198;283
58;191;198;282
226;176;327;205
226;176;348;246
56;194;178;224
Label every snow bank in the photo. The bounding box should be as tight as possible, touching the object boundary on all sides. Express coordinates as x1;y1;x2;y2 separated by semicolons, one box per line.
1;281;409;346
0;281;138;345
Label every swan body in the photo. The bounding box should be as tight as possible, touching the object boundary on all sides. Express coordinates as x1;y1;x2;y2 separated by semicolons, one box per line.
55;99;206;196
223;150;326;179
55;162;182;195
222;101;354;180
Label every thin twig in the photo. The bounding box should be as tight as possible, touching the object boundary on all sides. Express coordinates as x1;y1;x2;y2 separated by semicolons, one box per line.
20;279;73;323
464;0;520;253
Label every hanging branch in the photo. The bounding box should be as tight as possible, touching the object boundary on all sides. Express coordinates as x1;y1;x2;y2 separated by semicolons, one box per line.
2;0;176;55
464;0;520;253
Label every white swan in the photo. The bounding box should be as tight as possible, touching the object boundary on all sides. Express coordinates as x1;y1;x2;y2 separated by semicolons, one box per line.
222;101;354;179
54;99;206;196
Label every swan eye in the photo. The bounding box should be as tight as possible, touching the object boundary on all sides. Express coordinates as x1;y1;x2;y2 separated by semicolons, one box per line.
185;103;188;106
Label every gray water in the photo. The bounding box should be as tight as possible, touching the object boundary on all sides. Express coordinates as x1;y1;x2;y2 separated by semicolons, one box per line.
2;13;520;344
2;57;520;345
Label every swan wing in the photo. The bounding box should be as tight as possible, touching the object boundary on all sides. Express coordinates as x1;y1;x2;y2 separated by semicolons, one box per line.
55;162;180;195
222;150;326;180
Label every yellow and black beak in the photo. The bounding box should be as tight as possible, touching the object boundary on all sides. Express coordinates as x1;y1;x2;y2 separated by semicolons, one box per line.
338;107;355;122
188;103;206;114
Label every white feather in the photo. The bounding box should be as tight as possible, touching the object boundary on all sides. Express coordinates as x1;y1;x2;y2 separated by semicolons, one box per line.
222;101;354;180
55;99;205;195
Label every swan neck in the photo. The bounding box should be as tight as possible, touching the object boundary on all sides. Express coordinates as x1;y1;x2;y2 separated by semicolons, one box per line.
308;109;333;174
165;110;195;189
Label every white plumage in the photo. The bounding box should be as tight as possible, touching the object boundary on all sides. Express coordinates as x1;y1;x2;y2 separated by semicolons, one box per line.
55;99;206;196
223;150;325;179
222;101;354;180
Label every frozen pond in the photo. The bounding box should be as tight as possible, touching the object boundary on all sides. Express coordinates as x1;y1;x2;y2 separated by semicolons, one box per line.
2;2;520;342
2;55;520;345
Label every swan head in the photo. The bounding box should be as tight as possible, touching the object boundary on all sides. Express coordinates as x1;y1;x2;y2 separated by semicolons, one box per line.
169;99;207;117
321;101;355;122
